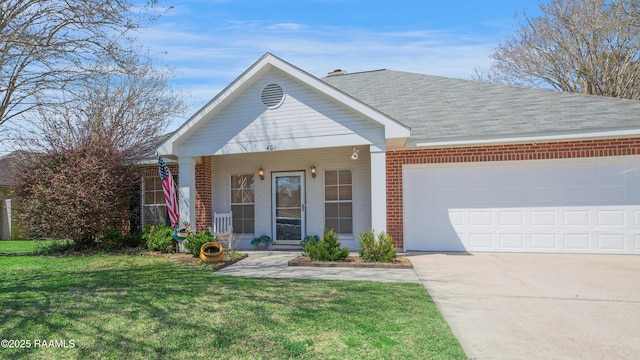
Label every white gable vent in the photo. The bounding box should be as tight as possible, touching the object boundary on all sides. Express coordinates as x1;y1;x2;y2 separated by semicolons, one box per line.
260;83;285;109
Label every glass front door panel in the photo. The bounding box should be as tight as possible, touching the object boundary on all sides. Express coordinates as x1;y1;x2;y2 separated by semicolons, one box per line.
273;173;305;242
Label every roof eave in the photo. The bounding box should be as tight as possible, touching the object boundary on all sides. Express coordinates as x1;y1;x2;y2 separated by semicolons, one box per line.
410;128;640;148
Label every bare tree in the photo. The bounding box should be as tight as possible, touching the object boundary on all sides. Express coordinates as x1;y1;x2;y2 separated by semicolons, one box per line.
14;59;184;247
476;0;640;100
0;0;160;127
25;59;183;159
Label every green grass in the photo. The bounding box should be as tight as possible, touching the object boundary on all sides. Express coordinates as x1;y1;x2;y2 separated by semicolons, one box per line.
0;240;55;255
0;255;465;360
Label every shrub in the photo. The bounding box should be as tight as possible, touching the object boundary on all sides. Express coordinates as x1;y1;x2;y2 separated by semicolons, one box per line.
358;230;397;262
15;148;139;248
142;224;175;253
125;230;144;248
302;230;349;261
34;239;78;255
98;229;125;251
184;231;214;257
300;234;319;247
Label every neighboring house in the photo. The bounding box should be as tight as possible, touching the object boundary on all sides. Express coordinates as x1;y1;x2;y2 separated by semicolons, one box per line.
0;152;21;240
156;53;640;254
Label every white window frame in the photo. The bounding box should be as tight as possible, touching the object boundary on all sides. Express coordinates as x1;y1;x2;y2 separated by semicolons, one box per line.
324;169;353;236
230;174;255;235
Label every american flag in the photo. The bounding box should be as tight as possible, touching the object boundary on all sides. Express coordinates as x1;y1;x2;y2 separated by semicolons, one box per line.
157;154;179;228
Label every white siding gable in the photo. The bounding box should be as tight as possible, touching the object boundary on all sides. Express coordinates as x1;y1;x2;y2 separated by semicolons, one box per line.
176;69;386;157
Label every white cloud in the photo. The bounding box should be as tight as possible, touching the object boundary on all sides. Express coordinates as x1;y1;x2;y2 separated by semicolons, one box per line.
268;23;305;31
137;19;504;131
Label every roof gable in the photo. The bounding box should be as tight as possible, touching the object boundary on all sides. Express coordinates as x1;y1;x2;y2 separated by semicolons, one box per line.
176;68;391;156
158;53;410;156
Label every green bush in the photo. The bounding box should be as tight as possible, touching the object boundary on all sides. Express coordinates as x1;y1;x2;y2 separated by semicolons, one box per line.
184;231;214;257
358;230;397;262
142;224;175;253
99;229;125;251
34;239;78;255
302;230;349;261
300;234;319;246
125;230;144;248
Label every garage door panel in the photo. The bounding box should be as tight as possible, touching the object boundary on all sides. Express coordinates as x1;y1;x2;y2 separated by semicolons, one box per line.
597;234;626;251
469;211;492;225
449;211;463;226
500;211;524;226
531;210;556;226
597;210;626;226
598;186;625;203
563;234;590;250
561;187;590;204
499;234;524;249
563;210;590;226
494;188;522;205
531;234;558;250
469;233;493;248
403;156;640;254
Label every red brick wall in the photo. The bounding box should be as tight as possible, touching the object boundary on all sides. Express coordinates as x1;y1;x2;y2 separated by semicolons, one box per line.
386;137;640;249
140;158;212;233
195;156;212;232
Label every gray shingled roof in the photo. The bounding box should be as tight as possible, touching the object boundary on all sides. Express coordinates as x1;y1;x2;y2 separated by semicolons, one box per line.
140;132;174;162
0;152;21;187
322;69;640;142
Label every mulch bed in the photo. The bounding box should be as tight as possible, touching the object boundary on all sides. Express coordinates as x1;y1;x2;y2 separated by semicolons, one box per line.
288;255;413;269
142;251;248;271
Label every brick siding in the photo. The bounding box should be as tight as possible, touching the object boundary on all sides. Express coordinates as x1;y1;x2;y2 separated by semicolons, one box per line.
386;138;640;249
195;156;212;232
140;158;212;233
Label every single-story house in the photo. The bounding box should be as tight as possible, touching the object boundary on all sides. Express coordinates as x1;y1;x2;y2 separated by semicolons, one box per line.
0;152;22;240
152;52;640;254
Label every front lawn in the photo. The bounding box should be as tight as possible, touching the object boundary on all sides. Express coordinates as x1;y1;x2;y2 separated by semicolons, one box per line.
0;240;55;255
0;255;465;359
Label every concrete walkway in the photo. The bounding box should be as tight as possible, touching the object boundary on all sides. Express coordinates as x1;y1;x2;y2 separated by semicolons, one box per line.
216;251;420;282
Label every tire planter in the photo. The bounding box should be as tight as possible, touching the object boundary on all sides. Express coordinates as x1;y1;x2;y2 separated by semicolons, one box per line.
199;242;224;263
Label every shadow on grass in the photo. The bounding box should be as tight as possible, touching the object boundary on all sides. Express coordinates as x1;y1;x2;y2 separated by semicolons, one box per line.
0;255;465;359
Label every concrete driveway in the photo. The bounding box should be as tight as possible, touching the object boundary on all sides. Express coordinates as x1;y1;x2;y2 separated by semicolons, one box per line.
408;253;640;360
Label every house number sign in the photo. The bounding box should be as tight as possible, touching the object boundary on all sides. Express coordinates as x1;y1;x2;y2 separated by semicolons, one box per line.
266;144;276;151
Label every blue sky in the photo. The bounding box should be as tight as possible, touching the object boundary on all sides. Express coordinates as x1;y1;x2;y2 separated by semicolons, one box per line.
138;0;543;130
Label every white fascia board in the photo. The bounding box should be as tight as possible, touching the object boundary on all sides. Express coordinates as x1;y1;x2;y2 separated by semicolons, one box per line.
412;128;640;148
136;157;177;166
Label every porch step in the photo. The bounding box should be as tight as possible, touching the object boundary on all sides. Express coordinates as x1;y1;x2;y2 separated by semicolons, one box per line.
272;241;302;246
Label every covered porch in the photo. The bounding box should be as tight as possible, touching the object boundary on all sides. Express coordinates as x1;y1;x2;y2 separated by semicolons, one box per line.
176;145;386;250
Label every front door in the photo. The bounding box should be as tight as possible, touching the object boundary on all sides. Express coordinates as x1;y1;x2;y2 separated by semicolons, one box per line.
272;171;305;244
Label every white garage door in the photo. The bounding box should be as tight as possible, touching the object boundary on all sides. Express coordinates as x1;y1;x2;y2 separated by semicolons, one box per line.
403;156;640;254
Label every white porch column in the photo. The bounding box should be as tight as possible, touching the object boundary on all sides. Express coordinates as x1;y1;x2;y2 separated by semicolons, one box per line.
1;199;12;240
178;156;198;233
370;148;387;234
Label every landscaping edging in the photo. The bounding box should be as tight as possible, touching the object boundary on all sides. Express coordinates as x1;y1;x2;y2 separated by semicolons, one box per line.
288;256;413;269
142;251;248;270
